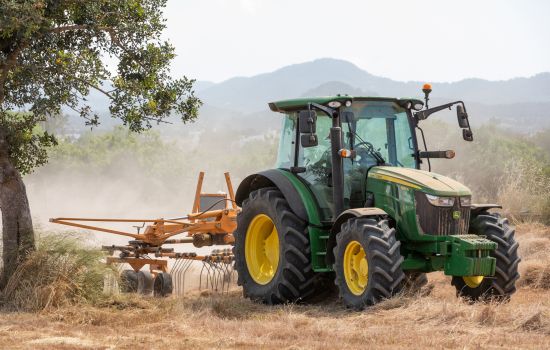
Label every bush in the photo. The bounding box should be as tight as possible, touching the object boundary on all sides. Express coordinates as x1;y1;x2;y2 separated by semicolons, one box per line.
0;233;109;311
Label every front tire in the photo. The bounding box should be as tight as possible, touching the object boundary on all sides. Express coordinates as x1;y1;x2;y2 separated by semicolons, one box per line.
234;187;316;304
452;213;520;301
333;217;404;309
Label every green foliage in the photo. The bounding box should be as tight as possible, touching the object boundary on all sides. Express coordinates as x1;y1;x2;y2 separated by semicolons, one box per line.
0;112;57;174
50;126;176;174
0;0;201;174
421;121;550;223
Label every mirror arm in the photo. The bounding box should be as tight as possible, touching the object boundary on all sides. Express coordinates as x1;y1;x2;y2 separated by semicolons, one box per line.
414;101;464;121
308;102;338;118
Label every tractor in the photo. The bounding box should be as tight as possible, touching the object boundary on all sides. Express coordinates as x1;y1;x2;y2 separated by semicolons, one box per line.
233;85;520;309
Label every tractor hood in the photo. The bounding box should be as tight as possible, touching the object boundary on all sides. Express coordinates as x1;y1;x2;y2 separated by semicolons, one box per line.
368;166;471;197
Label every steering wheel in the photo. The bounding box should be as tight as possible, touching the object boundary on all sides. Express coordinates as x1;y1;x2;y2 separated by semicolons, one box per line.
353;141;381;166
353;141;375;152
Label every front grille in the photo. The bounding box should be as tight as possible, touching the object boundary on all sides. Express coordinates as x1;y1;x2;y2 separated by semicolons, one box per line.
414;192;470;236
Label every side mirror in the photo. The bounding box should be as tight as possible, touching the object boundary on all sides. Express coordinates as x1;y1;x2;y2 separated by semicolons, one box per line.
301;133;318;148
463;129;473;142
299;110;317;134
456;105;469;128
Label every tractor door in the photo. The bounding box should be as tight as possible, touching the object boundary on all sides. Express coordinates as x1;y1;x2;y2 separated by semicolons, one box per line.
276;112;335;221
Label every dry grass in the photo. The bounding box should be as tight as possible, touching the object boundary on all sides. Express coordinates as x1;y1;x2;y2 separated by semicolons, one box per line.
1;233;110;311
0;223;549;349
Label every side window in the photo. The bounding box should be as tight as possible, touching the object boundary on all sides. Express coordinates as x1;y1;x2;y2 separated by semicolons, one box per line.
275;115;296;168
395;113;416;168
297;115;334;219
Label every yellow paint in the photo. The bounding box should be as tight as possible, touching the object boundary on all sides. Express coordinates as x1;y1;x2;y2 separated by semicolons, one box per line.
245;214;279;285
370;173;421;189
463;275;484;288
343;240;369;295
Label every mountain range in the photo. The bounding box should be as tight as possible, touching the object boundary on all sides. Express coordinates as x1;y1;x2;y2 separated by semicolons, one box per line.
65;58;550;133
197;58;550;114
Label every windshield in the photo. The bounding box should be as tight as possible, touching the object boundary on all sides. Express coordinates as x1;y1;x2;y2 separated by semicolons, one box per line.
342;100;416;168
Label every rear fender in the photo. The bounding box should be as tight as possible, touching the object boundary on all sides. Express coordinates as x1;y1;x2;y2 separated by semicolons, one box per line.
236;169;309;222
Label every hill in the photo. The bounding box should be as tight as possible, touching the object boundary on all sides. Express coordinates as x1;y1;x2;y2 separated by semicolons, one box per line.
197;58;550;113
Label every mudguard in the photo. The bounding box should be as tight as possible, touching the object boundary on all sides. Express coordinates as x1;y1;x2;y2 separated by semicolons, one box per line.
326;207;388;265
471;204;502;216
235;169;309;222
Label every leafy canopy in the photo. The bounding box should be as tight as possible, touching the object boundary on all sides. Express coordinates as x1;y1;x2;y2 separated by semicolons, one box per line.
0;0;201;174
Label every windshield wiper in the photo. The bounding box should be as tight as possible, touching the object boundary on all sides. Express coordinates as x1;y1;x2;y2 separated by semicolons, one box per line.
346;128;386;166
371;149;386;165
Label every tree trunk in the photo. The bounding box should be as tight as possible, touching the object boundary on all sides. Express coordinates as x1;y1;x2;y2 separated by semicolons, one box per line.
0;128;35;289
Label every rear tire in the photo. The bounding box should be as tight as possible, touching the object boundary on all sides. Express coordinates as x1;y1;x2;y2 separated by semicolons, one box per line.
452;213;520;301
333;217;404;309
234;187;316;304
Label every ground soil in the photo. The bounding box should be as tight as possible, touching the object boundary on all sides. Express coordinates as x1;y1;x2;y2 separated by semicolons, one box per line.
0;223;549;350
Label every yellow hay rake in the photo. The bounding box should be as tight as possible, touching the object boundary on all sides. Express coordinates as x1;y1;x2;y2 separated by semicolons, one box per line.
50;172;239;297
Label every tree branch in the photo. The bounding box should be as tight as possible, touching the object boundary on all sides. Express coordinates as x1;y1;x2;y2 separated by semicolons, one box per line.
0;41;30;105
71;75;114;100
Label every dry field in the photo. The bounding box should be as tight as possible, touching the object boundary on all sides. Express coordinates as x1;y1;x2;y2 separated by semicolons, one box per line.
0;223;549;350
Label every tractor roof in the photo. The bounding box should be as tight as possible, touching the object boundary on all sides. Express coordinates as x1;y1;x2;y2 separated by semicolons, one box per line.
268;96;424;113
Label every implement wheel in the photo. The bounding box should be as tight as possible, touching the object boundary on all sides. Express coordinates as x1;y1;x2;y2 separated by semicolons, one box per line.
137;270;154;295
154;272;173;297
120;269;138;293
334;217;404;309
234;187;316;304
452;213;520;301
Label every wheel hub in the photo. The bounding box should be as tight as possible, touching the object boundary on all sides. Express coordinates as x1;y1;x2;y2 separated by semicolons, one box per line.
343;240;369;295
245;214;280;285
463;275;484;288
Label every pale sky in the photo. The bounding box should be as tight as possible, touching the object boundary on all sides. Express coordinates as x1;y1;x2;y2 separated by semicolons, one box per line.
163;0;550;83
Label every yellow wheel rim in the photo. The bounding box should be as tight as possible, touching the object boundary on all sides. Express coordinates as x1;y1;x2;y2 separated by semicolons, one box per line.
343;240;369;296
245;214;280;285
463;275;484;288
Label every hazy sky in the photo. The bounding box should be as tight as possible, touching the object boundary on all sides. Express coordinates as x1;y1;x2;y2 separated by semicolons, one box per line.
163;0;550;83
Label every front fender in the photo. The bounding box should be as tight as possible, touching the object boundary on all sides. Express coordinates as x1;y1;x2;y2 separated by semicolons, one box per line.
326;207;388;265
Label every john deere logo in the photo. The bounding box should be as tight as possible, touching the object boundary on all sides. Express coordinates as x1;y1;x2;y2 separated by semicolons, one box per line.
453;211;461;220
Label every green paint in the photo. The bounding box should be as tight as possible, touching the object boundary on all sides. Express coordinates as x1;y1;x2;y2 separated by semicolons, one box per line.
275;169;331;272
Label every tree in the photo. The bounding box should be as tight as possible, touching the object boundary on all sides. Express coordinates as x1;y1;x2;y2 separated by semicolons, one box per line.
0;0;201;288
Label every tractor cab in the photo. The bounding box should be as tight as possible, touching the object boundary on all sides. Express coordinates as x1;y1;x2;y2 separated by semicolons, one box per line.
272;97;421;220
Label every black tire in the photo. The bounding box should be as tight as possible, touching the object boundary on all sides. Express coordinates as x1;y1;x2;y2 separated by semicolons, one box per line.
120;269;138;293
137;270;154;295
402;272;428;293
451;212;520;301
154;272;173;297
333;217;404;309
234;187;316;304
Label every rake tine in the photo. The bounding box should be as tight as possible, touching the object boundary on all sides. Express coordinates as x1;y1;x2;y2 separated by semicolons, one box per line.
181;258;194;294
211;261;220;291
199;260;211;291
171;258;184;295
222;262;233;293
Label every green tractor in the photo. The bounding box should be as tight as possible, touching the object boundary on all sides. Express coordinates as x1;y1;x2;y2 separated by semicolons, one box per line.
233;86;520;309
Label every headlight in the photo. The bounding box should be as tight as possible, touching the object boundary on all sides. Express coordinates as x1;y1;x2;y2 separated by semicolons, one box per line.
425;194;455;207
460;196;471;207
